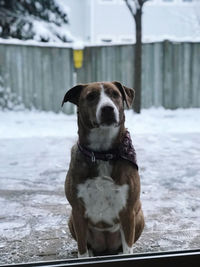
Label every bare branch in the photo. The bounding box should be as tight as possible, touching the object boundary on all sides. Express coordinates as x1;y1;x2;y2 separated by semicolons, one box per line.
141;0;150;6
124;0;150;17
124;0;137;18
135;0;140;9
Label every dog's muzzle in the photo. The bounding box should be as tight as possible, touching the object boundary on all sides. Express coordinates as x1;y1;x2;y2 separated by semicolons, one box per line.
100;105;117;126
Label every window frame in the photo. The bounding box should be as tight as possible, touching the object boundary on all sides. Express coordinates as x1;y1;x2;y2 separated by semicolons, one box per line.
97;35;117;43
98;0;117;4
3;249;200;267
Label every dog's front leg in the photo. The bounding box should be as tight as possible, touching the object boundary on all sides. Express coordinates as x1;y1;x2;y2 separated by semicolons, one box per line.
119;208;135;254
72;207;89;258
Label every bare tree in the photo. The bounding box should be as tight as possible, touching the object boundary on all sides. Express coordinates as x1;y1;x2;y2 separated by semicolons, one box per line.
124;0;149;113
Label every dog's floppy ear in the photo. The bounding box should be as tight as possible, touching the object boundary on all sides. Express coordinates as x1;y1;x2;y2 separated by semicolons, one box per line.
61;84;86;106
112;81;135;108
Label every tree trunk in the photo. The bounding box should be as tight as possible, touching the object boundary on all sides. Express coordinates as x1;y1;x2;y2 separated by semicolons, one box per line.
134;8;142;113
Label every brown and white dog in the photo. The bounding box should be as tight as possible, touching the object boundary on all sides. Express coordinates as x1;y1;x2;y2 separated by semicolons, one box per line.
62;81;144;257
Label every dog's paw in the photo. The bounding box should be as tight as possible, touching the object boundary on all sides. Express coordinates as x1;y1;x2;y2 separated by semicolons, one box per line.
122;246;133;254
120;229;134;254
88;249;94;257
78;250;89;258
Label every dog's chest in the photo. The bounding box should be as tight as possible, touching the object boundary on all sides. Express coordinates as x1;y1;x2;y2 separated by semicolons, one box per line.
77;161;129;225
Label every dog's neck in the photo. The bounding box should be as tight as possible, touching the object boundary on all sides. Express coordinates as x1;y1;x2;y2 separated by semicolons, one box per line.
77;113;126;152
88;126;121;151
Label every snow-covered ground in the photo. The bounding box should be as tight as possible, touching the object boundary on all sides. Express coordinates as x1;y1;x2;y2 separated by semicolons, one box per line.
0;108;200;264
1;107;200;139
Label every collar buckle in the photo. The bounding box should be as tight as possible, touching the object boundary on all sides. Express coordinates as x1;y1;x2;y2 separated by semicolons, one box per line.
91;152;96;163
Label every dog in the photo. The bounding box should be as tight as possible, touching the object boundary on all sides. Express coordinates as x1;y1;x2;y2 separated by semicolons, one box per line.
62;81;144;257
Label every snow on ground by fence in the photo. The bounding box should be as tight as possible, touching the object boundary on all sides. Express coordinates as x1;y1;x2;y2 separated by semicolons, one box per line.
0;107;200;139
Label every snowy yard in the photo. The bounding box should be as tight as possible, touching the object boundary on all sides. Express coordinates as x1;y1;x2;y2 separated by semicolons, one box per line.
0;108;200;264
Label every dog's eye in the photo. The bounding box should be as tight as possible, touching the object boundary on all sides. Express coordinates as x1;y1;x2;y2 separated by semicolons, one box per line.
112;91;120;99
86;92;97;101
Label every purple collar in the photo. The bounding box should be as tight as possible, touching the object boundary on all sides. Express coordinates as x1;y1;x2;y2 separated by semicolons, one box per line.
77;131;138;170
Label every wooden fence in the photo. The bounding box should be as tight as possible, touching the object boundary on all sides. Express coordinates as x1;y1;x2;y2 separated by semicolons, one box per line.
0;41;200;113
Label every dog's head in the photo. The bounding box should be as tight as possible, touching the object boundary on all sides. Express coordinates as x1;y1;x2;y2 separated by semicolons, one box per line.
62;81;135;128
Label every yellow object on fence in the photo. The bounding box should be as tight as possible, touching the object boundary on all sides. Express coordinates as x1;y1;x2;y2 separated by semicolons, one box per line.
73;49;84;69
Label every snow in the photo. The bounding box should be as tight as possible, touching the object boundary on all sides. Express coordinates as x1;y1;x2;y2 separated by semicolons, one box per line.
0;108;200;264
1;36;200;50
0;1;74;44
55;0;70;15
31;18;74;43
1;0;200;47
0;108;199;139
126;108;200;134
0;110;77;139
143;3;200;43
72;40;85;50
0;37;74;48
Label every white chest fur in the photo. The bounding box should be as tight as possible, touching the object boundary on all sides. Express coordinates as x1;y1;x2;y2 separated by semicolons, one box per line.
88;126;119;151
77;161;129;225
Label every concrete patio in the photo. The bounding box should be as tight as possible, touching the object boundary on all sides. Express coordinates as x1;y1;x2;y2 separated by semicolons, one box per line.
0;132;200;264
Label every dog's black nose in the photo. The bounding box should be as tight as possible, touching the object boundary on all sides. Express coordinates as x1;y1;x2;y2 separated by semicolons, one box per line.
101;106;114;115
100;105;116;125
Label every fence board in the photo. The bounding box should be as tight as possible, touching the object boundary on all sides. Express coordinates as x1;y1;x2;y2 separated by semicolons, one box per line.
60;48;74;114
172;43;181;109
41;47;53;111
143;43;155;108
191;43;200;107
4;45;11;91
182;43;191;108
21;46;30;108
0;42;200;113
120;45;134;88
153;42;163;107
163;41;173;109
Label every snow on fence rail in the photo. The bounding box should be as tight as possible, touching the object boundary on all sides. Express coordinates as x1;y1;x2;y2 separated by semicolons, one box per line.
0;41;200;113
